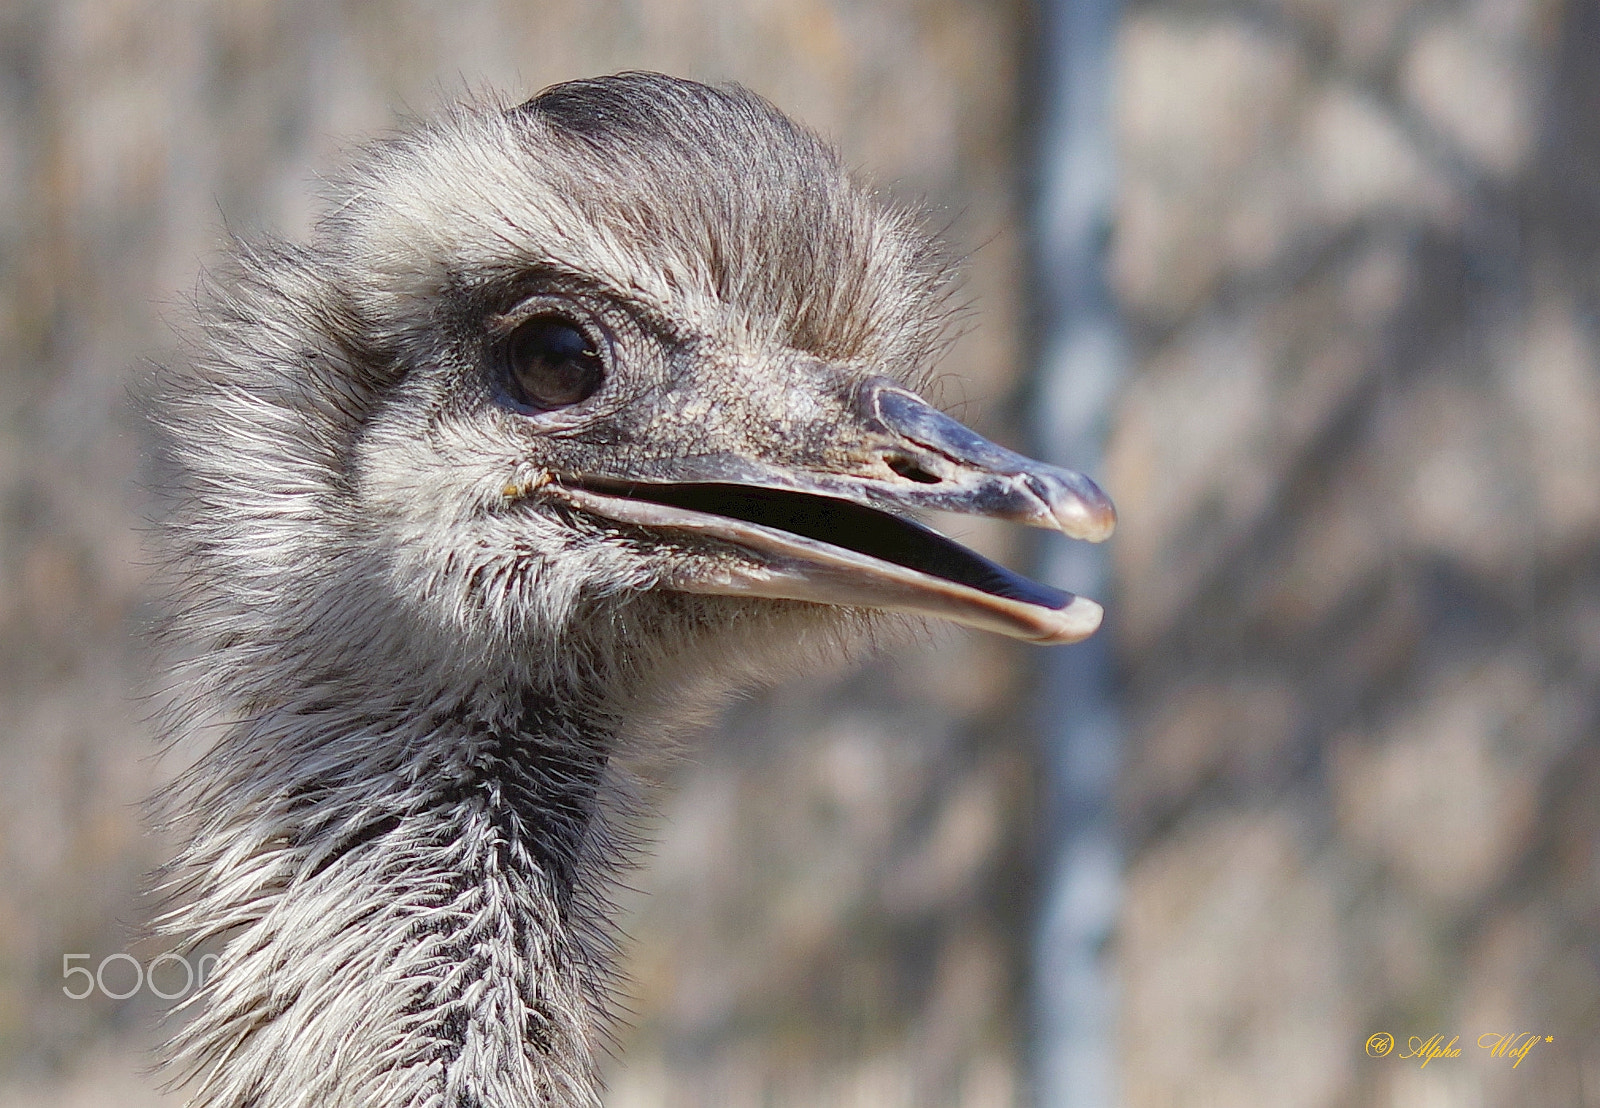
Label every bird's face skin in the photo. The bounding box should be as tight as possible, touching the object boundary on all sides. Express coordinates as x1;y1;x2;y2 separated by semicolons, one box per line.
367;285;1110;641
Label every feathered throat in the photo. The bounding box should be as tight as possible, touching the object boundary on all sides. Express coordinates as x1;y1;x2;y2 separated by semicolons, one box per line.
160;694;622;1108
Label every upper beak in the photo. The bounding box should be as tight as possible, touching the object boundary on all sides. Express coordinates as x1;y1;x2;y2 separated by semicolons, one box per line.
527;377;1116;645
861;380;1115;542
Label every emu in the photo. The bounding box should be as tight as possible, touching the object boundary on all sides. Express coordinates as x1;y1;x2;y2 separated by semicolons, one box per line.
150;73;1114;1108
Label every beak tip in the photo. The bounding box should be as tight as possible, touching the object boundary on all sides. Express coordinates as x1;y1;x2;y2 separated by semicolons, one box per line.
1049;484;1117;543
1032;595;1104;644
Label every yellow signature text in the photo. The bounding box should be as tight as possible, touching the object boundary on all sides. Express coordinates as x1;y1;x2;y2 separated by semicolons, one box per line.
1400;1035;1461;1068
1479;1032;1547;1069
1366;1030;1552;1069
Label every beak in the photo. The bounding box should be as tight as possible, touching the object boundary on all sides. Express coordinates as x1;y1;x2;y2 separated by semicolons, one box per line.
861;381;1115;542
530;378;1115;645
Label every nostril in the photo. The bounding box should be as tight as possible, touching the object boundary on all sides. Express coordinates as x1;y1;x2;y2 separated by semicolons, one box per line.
886;455;943;484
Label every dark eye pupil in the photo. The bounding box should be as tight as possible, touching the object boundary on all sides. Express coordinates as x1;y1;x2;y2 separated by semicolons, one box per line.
504;316;603;410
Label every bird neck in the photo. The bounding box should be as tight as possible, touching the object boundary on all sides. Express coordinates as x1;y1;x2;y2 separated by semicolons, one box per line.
163;684;623;1108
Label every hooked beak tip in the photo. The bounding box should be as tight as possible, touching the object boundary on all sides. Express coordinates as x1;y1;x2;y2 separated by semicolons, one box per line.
1030;470;1117;543
865;378;1116;543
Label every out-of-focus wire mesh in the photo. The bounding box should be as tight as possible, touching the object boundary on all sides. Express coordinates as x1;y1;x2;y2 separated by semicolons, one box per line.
1107;2;1600;1105
1;1;1596;1106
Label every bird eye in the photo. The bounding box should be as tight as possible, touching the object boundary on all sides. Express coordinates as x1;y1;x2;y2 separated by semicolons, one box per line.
501;315;604;411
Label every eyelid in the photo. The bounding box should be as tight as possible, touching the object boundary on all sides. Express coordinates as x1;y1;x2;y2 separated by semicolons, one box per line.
493;300;608;349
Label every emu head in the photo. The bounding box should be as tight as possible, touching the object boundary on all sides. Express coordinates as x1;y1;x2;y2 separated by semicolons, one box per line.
160;74;1113;718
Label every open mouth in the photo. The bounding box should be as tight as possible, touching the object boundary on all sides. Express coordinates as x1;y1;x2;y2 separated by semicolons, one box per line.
543;477;1103;644
582;480;1071;607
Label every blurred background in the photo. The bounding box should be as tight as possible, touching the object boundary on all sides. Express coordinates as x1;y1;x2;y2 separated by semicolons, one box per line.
1;0;1597;1105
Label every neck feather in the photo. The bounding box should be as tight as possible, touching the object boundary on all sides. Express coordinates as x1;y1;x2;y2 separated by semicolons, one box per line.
159;687;623;1108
